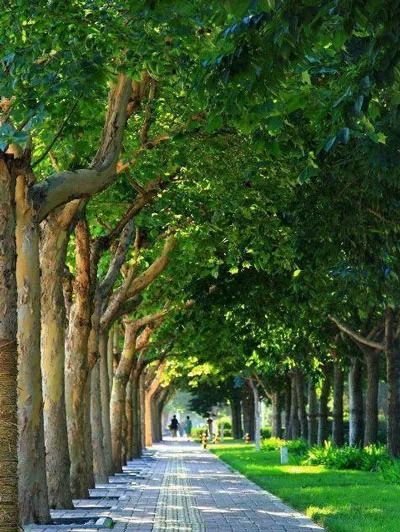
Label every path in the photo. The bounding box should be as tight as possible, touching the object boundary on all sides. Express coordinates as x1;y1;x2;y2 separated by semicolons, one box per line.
28;440;323;532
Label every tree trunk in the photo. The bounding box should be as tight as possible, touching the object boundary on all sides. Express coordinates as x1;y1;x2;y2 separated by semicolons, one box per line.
140;372;146;449
150;388;160;444
107;329;114;396
242;387;255;439
307;380;318;446
230;396;243;439
155;388;168;442
40;205;76;509
100;331;113;475
121;394;128;466
348;357;363;447
332;362;344;446
144;363;166;448
289;374;299;439
295;371;307;440
110;375;128;472
91;361;107;482
385;310;400;457
362;347;380;446
0;157;19;530
16;174;50;524
284;379;291;439
84;378;95;489
110;322;137;472
65;219;93;498
156;397;163;442
112;327;120;379
318;365;331;445
271;391;282;438
248;379;261;451
132;369;142;458
125;379;134;460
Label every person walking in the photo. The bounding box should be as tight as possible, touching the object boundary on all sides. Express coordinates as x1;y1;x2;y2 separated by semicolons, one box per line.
169;414;179;438
184;416;193;440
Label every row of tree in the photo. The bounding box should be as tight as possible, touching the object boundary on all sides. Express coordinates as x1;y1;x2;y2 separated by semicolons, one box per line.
2;1;400;529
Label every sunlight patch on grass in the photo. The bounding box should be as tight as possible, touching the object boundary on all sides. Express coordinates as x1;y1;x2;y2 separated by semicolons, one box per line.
211;442;400;532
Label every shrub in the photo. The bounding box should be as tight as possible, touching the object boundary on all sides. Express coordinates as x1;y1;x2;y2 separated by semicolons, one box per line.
262;437;308;456
217;418;232;437
262;437;285;451
192;426;207;441
191;423;232;441
304;441;390;471
260;426;272;439
381;460;400;483
217;417;232;431
361;445;391;472
286;438;309;456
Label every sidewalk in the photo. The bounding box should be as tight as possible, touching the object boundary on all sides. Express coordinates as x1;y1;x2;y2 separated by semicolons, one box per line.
28;439;324;531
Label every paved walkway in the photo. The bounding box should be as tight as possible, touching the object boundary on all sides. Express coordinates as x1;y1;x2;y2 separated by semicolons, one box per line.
28;440;323;532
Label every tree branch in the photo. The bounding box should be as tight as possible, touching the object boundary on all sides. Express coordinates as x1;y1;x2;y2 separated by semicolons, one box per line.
34;74;132;221
99;219;135;299
106;178;161;242
126;234;176;298
328;315;384;351
133;309;168;330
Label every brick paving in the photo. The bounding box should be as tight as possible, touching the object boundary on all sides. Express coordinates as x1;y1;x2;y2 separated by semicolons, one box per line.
26;440;323;532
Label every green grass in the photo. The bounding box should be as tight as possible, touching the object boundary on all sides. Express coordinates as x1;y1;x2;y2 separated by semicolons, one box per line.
211;441;400;532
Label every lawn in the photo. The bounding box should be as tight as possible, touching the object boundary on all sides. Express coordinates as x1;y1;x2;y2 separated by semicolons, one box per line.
211;441;400;532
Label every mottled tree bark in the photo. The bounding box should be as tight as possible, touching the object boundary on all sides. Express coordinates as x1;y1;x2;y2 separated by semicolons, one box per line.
271;391;282;438
248;378;261;451
154;388;169;442
332;362;344;447
125;378;134;461
121;394;128;466
363;349;380;446
16;174;50;524
150;386;160;444
108;329;115;396
284;379;291;439
230;396;243;439
289;374;299;439
40;204;78;509
84;378;95;489
131;367;143;458
65;219;93;498
0;157;19;530
91;361;107;482
348;357;363;447
110;323;138;472
307;380;318;446
140;372;146;449
242;386;255;440
144;363;166;448
318;365;331;445
295;371;307;440
99;331;113;475
144;361;165;447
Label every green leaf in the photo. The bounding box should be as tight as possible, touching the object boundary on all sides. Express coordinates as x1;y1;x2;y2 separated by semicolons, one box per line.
266;115;283;135
301;71;311;85
205;114;223;133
